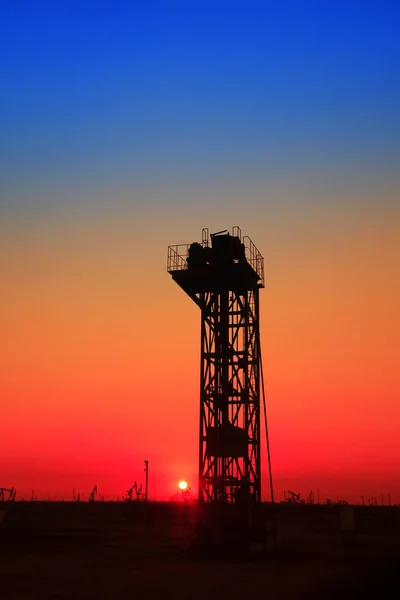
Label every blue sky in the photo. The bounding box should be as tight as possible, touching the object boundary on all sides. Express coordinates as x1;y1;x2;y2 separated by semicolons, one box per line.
1;1;399;216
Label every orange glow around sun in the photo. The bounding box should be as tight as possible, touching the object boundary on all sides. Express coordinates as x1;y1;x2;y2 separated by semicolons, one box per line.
178;480;188;490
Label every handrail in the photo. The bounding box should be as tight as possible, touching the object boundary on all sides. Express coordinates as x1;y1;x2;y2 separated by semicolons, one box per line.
167;244;189;271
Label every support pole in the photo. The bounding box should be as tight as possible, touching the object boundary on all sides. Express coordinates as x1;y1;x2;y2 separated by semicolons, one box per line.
144;460;149;501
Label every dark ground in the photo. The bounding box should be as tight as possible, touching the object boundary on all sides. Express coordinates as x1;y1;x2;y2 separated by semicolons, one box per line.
0;501;399;599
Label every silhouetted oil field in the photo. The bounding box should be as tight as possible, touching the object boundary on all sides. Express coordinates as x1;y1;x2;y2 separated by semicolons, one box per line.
1;502;399;599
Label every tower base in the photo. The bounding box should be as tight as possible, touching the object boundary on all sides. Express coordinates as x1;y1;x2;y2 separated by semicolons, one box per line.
193;503;277;558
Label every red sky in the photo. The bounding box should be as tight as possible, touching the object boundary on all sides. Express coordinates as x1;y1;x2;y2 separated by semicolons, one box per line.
1;203;399;504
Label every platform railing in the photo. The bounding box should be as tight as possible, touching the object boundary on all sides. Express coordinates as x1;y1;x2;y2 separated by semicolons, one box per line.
167;244;189;272
168;233;265;286
202;228;210;247
232;225;242;241
243;236;265;286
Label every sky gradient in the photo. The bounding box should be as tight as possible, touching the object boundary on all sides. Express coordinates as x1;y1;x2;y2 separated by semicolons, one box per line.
1;1;399;503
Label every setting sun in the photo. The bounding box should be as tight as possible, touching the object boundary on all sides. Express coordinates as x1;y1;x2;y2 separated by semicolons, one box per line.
178;480;188;491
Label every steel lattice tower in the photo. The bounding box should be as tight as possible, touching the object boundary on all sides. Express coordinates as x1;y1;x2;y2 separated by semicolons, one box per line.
167;227;265;505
